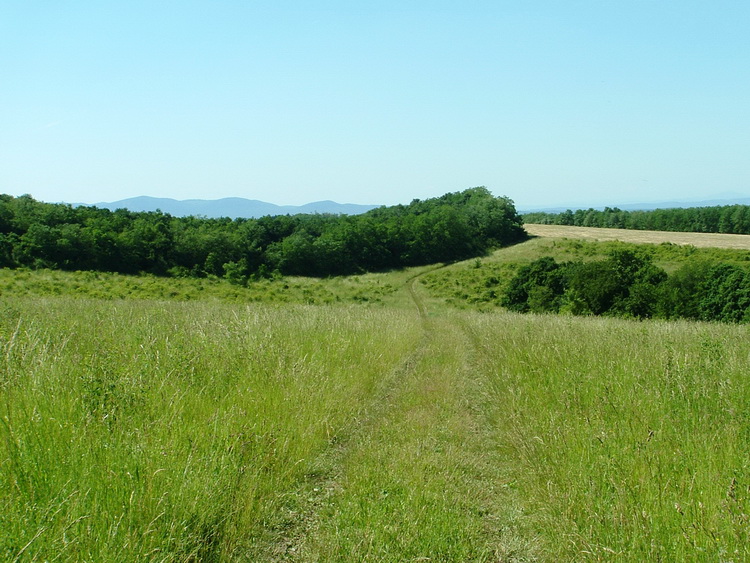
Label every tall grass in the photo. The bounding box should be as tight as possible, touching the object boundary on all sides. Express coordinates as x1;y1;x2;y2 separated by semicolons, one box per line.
470;312;750;560
0;268;400;306
0;298;420;560
3;261;750;560
295;311;538;562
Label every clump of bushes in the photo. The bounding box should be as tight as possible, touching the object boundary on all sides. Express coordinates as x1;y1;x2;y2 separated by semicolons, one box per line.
503;250;750;323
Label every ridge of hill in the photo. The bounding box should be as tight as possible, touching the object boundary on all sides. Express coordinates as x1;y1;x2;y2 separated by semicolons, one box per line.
81;196;378;218
70;193;750;217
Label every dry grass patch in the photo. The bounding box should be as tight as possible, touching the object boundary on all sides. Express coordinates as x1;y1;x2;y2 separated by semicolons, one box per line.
525;223;750;249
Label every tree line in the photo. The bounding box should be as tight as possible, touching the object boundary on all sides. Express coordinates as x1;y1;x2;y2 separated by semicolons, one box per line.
0;188;526;280
523;205;750;234
503;250;750;323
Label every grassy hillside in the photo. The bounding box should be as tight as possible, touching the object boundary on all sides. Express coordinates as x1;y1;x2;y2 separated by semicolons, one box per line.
0;267;402;306
421;233;750;311
3;230;750;560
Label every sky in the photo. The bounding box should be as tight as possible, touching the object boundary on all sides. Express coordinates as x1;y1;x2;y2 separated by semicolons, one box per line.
2;1;749;209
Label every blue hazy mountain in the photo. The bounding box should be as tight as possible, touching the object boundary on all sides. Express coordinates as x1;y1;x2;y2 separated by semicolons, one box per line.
80;193;750;218
87;196;379;218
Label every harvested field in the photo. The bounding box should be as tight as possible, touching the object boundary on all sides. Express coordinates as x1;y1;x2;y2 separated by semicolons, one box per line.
524;223;750;249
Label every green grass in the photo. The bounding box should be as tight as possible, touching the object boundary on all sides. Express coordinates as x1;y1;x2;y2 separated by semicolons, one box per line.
0;268;402;306
1;297;420;560
470;312;750;561
421;237;750;310
3;235;750;560
293;310;537;562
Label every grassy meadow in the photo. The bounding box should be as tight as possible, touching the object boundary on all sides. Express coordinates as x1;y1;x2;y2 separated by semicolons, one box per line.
3;230;750;561
1;297;423;560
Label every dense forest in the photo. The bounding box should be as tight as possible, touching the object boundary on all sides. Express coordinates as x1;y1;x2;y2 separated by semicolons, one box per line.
0;188;526;279
503;250;750;323
523;205;750;234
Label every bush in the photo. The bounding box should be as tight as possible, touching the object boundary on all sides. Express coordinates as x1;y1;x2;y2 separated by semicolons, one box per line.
502;257;567;313
504;250;668;319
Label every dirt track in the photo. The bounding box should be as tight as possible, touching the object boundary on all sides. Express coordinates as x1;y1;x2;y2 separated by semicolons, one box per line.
524;223;750;250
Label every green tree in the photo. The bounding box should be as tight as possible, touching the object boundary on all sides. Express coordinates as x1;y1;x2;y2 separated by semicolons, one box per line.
698;264;750;322
657;260;713;320
565;260;621;315
564;250;666;318
503;257;567;313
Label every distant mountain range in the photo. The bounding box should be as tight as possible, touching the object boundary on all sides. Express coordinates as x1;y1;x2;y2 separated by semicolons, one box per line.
74;194;750;219
82;196;379;218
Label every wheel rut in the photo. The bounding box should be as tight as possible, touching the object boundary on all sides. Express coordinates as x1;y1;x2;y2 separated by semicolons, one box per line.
255;266;535;561
256;270;436;561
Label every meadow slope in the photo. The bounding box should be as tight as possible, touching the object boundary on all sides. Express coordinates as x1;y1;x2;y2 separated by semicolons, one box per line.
3;231;750;560
1;272;537;561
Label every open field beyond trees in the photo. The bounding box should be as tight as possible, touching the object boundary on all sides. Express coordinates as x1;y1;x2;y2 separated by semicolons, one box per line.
3;228;750;561
525;223;750;250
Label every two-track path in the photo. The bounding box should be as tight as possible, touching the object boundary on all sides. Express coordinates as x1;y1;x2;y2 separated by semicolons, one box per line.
256;270;535;561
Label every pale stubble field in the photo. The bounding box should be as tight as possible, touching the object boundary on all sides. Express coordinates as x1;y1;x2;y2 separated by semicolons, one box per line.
525;223;750;249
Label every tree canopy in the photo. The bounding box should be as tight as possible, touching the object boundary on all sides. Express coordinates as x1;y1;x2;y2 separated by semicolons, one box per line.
523;205;750;235
0;188;526;280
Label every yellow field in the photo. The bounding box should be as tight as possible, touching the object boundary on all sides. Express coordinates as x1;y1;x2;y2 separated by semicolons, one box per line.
524;223;750;249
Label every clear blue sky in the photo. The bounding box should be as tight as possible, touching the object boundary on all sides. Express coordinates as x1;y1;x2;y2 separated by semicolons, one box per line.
2;1;749;208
